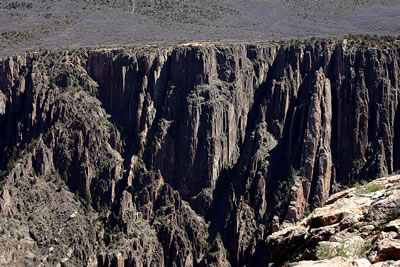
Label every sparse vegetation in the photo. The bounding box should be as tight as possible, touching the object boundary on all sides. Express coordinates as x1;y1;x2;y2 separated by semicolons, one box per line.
273;165;296;219
360;182;386;194
349;180;386;194
303;205;311;218
344;34;397;46
316;239;368;260
316;243;339;259
0;170;7;180
1;0;399;57
4;2;33;9
137;149;143;159
136;0;237;25
59;180;66;191
1;30;35;42
62;170;69;183
0;1;399;266
352;179;368;189
109;122;117;132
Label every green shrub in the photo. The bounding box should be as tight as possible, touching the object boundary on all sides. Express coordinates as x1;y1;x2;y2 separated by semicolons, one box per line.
316;243;338;259
6;158;16;171
6;2;33;9
316;239;368;260
361;183;385;194
351;179;367;189
62;170;69;183
0;170;7;179
204;240;212;252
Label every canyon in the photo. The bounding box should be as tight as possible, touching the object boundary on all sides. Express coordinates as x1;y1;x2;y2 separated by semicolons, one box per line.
0;37;400;266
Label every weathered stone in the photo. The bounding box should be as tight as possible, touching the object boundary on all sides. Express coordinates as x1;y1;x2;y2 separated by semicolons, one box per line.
291;257;371;267
268;175;400;265
0;39;400;266
371;239;400;262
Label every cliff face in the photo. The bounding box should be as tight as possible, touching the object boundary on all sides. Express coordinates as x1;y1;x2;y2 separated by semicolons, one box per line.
0;39;399;266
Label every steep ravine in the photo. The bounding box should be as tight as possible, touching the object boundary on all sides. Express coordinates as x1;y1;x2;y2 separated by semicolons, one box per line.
0;38;399;266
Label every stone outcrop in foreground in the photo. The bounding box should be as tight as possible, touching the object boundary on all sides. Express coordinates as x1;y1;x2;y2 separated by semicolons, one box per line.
268;175;400;266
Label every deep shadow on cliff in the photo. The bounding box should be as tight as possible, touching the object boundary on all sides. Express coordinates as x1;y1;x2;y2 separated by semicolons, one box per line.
0;37;400;266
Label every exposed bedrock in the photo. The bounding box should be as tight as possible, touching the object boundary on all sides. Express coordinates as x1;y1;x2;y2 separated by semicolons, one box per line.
0;39;399;266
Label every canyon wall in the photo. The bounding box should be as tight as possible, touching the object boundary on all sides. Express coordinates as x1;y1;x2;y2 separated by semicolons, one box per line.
0;39;399;266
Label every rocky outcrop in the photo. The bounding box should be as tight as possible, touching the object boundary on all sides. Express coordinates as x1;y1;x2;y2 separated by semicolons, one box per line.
0;38;399;266
291;258;373;267
267;175;400;266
